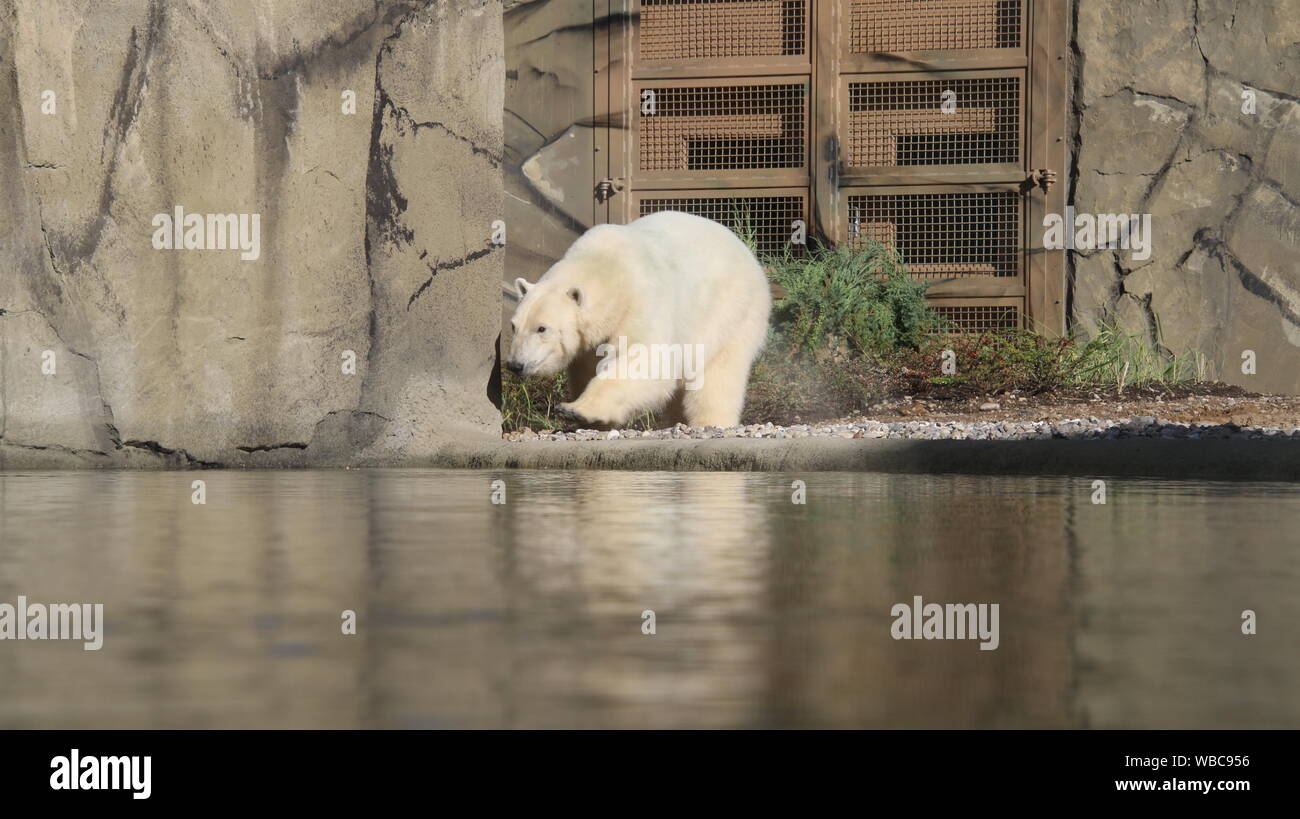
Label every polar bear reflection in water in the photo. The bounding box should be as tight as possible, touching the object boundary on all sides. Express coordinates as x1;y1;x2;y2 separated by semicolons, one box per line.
506;211;771;428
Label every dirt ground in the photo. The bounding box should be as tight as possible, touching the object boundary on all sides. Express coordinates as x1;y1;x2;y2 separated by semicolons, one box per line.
855;383;1300;428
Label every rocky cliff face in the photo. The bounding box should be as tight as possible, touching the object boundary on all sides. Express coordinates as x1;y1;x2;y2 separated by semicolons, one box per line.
1;0;504;468
1071;0;1300;393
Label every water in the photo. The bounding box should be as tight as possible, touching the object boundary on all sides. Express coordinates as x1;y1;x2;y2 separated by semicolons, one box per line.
0;470;1296;729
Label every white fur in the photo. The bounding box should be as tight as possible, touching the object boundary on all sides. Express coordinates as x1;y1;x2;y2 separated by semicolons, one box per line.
507;211;771;428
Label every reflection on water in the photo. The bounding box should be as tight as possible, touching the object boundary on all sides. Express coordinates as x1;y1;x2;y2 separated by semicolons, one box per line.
0;470;1296;729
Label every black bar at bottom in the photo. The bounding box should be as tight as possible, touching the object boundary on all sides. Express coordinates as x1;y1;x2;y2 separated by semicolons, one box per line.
4;730;1285;806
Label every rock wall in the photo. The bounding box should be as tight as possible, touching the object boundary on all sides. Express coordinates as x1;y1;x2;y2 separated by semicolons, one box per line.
502;0;597;329
0;0;504;468
1070;0;1300;393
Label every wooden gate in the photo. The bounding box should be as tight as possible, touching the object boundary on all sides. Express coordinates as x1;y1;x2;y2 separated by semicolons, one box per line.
596;0;1066;333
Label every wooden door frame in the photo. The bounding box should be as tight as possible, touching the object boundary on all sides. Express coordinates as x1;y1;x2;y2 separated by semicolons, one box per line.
1025;0;1068;336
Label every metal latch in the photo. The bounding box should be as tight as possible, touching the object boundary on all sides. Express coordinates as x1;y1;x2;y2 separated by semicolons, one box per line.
594;177;624;203
1022;168;1058;194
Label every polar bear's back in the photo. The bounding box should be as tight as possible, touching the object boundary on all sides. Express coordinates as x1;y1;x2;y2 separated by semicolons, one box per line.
626;209;748;248
567;212;758;277
556;211;770;352
570;212;765;288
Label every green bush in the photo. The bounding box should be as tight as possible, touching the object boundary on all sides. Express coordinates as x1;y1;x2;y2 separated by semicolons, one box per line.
896;330;1096;396
895;319;1207;398
765;241;941;358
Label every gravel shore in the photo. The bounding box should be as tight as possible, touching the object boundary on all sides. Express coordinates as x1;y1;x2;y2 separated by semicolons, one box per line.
505;416;1300;443
505;392;1300;444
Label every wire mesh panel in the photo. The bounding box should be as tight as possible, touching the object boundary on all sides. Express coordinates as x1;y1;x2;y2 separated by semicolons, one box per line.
637;82;808;173
638;192;806;256
931;301;1022;331
849;0;1023;54
607;0;1066;332
846;74;1021;168
846;190;1020;278
638;1;808;61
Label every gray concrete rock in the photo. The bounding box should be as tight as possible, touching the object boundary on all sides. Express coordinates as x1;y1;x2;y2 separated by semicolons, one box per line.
1071;0;1300;394
0;0;504;467
1076;0;1205;108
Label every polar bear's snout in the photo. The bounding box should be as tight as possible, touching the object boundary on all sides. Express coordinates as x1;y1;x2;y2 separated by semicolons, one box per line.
506;327;566;378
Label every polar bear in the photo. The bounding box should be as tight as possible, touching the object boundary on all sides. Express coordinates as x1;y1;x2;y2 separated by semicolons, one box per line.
506;211;771;428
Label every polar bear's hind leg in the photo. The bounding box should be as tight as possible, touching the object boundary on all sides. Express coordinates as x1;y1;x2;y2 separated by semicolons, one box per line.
682;343;751;428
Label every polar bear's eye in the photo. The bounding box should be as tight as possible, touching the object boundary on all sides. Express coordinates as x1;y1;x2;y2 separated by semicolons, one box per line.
536;326;547;334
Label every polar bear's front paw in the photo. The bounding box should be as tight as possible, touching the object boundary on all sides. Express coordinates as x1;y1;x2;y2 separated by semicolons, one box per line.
554;402;592;426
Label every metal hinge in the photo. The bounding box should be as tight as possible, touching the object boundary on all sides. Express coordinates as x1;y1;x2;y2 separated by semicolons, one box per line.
1022;168;1058;194
594;177;625;203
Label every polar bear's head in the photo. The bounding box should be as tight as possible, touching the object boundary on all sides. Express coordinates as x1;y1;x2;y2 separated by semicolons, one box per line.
506;276;585;377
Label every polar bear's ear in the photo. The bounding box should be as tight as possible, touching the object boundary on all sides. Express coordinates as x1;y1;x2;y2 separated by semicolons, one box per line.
514;277;532;299
567;287;583;307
